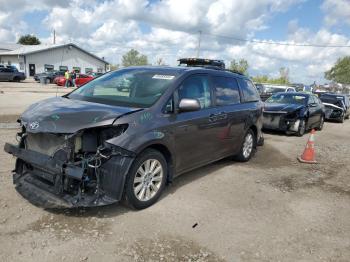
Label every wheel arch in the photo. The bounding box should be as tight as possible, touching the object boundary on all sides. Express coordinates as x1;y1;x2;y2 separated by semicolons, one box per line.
137;143;174;184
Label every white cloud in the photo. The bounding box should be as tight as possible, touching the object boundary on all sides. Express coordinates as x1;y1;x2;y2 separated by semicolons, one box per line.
322;0;350;27
0;0;349;83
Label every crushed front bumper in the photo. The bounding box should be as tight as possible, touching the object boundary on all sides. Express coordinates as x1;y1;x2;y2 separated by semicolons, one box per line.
263;112;300;133
4;143;134;208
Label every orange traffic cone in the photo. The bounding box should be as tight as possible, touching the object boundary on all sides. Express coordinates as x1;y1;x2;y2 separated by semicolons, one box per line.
298;129;317;164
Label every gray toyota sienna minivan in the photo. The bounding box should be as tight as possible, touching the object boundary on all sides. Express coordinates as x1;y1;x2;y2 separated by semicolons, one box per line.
4;59;264;209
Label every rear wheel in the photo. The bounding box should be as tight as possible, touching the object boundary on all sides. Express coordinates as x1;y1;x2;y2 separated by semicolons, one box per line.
125;149;167;209
234;129;256;162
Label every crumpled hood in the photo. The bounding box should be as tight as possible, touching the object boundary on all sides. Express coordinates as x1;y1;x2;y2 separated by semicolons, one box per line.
21;97;142;133
264;103;304;113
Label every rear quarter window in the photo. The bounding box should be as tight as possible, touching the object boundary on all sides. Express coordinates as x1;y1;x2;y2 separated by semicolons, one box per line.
238;78;260;102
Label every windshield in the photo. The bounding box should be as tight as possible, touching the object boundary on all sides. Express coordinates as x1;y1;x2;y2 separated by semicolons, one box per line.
68;68;178;108
264;86;287;94
266;94;307;105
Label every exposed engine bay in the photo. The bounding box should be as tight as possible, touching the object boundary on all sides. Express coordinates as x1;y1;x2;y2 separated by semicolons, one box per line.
5;123;135;208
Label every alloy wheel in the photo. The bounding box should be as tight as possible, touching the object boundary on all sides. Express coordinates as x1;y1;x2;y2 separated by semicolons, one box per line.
242;133;254;159
133;159;163;202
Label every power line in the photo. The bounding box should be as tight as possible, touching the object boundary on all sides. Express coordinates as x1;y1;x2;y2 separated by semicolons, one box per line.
202;32;350;48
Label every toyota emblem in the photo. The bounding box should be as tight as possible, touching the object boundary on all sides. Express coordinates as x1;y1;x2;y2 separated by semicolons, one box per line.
29;121;40;130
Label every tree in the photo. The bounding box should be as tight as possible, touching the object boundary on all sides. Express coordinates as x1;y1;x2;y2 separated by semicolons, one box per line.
325;56;350;84
109;64;119;71
279;67;289;84
156;57;165;66
122;49;148;67
251;67;290;85
17;34;41;45
229;59;249;75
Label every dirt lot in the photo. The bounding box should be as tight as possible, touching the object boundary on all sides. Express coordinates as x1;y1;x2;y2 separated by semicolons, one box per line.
0;80;349;262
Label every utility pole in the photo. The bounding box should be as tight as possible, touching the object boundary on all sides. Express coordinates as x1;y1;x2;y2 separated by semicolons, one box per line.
196;30;202;58
53;29;56;45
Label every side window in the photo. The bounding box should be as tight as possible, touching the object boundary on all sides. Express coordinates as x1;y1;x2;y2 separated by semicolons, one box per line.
238;79;260;102
178;75;211;109
308;96;316;105
213;76;240;106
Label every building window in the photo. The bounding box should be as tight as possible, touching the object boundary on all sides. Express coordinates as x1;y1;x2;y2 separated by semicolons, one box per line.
85;68;93;74
44;64;54;71
97;67;103;73
59;66;68;72
73;67;81;73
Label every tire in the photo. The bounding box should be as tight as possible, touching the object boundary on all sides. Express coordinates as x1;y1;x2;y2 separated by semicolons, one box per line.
124;149;167;209
296;119;306;137
234;129;256;162
316;115;324;131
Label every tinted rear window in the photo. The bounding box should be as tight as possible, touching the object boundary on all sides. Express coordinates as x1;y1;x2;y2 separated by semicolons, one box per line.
213;76;240;105
238;79;260;102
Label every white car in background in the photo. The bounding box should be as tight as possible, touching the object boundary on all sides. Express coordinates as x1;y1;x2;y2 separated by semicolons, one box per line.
259;84;296;101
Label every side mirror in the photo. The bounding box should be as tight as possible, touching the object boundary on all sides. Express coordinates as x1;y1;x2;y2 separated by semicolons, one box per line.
178;98;201;112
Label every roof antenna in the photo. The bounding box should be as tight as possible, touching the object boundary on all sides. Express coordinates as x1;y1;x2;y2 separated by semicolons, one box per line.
53;29;56;45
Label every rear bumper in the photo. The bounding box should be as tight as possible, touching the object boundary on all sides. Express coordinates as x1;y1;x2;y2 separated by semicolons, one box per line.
4;143;134;208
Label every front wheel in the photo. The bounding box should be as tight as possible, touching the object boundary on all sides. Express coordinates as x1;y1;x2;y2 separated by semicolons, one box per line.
234;129;256;162
296;119;306;137
124;149;167;209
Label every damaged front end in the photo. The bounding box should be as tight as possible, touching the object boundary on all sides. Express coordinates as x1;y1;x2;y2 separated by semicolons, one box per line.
323;103;345;121
4;124;135;208
263;110;302;133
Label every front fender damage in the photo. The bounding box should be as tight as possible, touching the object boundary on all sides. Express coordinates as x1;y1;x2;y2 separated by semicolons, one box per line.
4;141;136;208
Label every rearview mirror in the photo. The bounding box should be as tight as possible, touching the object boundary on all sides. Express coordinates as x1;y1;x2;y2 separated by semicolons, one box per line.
178;98;201;112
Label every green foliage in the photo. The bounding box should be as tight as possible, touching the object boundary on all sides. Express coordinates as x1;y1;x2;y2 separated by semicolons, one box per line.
325;56;350;84
252;67;290;84
122;49;148;67
109;64;119;71
17;34;41;45
229;59;249;75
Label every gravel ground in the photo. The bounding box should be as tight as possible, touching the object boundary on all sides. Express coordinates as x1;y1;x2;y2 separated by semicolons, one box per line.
0;81;349;261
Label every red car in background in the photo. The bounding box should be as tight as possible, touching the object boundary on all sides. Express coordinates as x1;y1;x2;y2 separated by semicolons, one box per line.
54;75;67;86
75;74;94;87
54;74;94;87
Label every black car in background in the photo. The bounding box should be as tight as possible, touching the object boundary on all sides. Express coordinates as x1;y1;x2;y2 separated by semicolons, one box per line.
4;59;264;209
34;70;65;83
263;93;325;136
0;67;26;82
319;93;350;122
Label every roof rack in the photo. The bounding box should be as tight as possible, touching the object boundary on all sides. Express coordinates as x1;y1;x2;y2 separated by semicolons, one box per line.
178;58;244;75
178;58;225;69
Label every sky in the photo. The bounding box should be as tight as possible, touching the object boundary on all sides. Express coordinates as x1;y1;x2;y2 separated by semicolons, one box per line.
0;0;350;84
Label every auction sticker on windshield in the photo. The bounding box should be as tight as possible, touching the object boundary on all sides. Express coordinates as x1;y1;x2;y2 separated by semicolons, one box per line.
152;75;175;80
